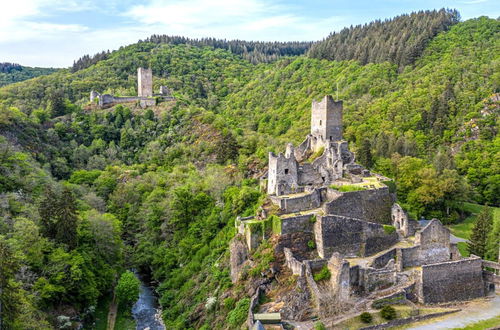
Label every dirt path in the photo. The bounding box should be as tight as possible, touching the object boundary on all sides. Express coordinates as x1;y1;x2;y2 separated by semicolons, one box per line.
106;293;118;330
407;295;500;329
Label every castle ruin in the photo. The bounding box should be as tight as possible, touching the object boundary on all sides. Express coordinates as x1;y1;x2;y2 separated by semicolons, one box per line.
90;67;174;109
231;95;500;328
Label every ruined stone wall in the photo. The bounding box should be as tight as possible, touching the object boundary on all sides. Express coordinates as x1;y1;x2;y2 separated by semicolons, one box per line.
370;248;397;269
281;214;314;235
415;219;451;265
279;189;322;213
314;215;398;258
297;163;324;186
363;265;397;292
284;248;305;276
323;187;394;224
401;246;420;268
328;253;351;301
419;257;485;303
391;203;416;237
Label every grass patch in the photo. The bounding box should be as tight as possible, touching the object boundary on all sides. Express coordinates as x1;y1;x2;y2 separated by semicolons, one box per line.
449;203;500;240
383;225;396;235
114;306;136;330
308;147;324;162
94;294;112;330
456;242;470;257
313;265;331;282
452;314;500;329
330;184;367;192
336;306;449;329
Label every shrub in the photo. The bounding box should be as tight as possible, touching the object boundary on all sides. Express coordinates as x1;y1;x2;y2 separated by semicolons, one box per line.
360;312;373;323
309;147;325;162
226;298;250;327
314;321;327;330
383;225;396;234
115;271;140;309
223;297;236;310
380;305;397;320
313;265;331;282
308;240;316;249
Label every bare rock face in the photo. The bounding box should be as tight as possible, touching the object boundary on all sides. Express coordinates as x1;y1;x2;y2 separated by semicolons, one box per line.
230;235;249;283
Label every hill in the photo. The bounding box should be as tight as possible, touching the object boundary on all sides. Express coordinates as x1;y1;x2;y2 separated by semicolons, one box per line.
0;13;498;330
308;8;460;67
0;62;58;86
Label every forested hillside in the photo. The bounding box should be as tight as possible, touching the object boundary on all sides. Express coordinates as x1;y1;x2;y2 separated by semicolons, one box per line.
0;12;498;330
0;62;58;86
308;9;460;67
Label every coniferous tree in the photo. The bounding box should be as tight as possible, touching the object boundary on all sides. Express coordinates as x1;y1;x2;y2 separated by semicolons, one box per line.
468;207;493;258
357;139;374;168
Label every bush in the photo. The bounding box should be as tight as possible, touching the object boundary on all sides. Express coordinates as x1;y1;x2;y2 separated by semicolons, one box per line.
115;271;140;309
223;297;236;310
313;265;331;282
380;305;397;320
308;240;316;249
314;321;327;330
360;312;373;323
383;225;396;234
226;298;250;327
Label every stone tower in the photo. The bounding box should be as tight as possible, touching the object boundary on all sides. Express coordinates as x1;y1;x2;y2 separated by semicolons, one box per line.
310;95;343;151
137;67;153;97
267;144;299;196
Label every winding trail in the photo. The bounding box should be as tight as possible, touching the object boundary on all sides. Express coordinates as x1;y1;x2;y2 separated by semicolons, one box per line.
106;293;118;330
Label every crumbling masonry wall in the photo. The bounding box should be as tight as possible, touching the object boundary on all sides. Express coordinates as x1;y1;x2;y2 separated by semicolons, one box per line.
314;215;399;258
419;257;485;303
323;187;394;224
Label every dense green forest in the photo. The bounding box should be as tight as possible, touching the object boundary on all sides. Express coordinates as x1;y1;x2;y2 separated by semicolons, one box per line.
308;9;460;67
0;11;498;329
0;63;58;87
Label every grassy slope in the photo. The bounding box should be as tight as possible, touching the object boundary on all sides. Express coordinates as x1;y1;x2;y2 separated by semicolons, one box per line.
449;202;500;240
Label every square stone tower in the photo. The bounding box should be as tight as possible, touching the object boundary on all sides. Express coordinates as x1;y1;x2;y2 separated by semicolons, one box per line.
310;95;343;150
137;67;153;97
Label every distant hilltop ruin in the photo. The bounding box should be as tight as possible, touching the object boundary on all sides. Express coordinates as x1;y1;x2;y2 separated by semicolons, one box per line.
230;95;500;328
89;67;174;109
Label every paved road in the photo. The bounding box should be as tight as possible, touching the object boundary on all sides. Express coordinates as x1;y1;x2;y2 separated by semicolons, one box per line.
450;233;469;244
408;295;500;330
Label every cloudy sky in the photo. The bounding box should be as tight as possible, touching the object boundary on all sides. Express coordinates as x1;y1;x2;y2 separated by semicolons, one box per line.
1;0;498;67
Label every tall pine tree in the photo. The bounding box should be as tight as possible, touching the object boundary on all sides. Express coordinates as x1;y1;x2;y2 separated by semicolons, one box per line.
467;207;493;258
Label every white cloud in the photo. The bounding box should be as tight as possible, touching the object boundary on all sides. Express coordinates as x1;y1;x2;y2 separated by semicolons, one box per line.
460;0;489;3
0;0;349;66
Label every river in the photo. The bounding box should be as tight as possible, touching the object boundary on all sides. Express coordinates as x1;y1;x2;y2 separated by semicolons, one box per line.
131;275;166;330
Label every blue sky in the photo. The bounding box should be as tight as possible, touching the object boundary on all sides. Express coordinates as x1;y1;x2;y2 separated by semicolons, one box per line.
1;0;498;67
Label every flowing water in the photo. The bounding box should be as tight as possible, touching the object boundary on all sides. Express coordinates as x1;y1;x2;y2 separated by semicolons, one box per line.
131;275;166;330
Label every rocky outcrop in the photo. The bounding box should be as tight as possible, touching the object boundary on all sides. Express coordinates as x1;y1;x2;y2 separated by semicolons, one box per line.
230;235;249;283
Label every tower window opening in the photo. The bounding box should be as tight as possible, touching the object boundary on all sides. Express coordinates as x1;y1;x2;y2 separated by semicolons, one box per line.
284;169;289;174
319;120;322;126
